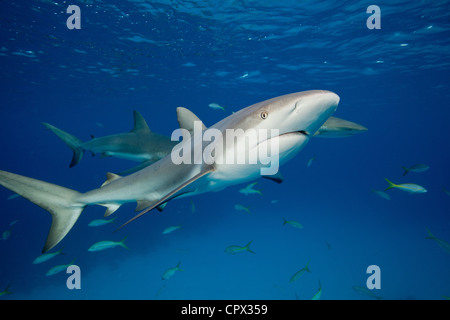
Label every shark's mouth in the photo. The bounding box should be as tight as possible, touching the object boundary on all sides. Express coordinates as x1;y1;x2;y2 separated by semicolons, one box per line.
296;130;309;136
279;130;309;137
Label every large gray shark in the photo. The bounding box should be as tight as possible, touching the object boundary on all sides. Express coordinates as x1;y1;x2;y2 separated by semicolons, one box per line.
42;110;177;168
0;90;339;252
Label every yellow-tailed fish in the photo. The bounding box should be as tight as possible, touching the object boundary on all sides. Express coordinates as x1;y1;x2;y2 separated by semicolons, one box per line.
384;178;427;194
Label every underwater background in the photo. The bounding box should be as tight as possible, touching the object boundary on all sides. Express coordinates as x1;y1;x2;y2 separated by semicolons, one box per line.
0;0;449;300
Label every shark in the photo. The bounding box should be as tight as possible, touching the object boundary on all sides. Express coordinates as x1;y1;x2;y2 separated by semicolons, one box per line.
43;111;365;175
0;90;339;252
314;116;367;137
42;110;177;169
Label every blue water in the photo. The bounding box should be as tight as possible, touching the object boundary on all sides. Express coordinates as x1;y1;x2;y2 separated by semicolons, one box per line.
0;0;449;300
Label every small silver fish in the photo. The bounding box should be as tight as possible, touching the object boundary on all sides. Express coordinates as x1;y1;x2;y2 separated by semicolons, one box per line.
88;217;116;227
46;259;76;276
208;103;225;111
7;193;20;200
311;281;322;300
162;225;181;235
88;237;128;252
234;204;250;214
402;164;429;176
33;249;65;264
225;240;255;254
239;182;262;196
425;228;450;254
162;262;183;280
283;218;303;229
371;189;391;200
289;261;311;283
307;156;316;167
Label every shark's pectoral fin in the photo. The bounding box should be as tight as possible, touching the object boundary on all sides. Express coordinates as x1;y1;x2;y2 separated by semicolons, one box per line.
116;165;215;231
262;171;284;184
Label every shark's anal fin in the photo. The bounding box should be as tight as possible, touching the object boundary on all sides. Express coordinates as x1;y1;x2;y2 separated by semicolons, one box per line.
115;166;214;231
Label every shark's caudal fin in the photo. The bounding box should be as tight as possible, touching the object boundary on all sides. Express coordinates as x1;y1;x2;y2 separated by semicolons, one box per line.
42;123;84;168
0;170;85;252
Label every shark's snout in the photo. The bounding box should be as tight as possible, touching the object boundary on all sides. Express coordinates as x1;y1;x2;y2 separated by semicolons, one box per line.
317;90;340;112
292;90;340;136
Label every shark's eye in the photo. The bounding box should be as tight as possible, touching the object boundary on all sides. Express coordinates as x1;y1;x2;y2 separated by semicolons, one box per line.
260;111;268;119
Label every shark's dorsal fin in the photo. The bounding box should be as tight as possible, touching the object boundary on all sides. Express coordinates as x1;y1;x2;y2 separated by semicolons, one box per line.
177;107;206;141
101;172;121;187
131;110;151;134
116;165;214;231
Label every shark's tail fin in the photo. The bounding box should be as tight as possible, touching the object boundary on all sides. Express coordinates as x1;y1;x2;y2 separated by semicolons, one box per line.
42;123;84;167
0;170;85;252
